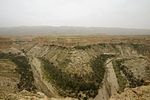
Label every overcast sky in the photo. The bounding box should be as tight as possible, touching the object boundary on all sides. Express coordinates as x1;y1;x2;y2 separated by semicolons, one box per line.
0;0;150;29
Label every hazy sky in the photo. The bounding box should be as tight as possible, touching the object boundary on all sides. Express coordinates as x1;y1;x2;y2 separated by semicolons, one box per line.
0;0;150;29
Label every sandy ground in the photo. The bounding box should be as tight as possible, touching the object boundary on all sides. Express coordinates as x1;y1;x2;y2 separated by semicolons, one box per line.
94;59;119;100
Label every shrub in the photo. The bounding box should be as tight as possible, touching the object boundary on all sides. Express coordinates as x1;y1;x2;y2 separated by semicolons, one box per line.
0;52;36;91
41;54;113;98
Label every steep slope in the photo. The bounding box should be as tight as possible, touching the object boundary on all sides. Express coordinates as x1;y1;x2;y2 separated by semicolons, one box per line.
95;59;119;100
110;84;150;100
26;43;150;99
0;42;150;100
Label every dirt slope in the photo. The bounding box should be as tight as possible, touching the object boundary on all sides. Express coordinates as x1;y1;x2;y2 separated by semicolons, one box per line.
94;59;119;100
110;84;150;100
0;41;150;100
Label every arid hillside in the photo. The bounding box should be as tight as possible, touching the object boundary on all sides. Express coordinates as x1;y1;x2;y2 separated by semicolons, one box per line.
0;35;150;100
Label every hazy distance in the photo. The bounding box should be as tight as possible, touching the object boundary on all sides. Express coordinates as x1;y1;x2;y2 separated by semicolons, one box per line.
0;0;150;29
0;26;150;35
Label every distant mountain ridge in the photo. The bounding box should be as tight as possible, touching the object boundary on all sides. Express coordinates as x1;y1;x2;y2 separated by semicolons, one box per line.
0;26;150;35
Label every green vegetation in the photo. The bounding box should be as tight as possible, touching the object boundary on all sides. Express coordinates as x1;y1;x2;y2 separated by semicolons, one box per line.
49;44;67;49
74;43;109;50
90;54;114;86
40;54;113;98
74;45;92;50
0;52;36;92
12;56;36;91
41;58;97;98
112;60;127;92
113;59;144;92
145;65;150;80
60;58;71;68
132;44;150;55
120;64;144;88
97;43;107;48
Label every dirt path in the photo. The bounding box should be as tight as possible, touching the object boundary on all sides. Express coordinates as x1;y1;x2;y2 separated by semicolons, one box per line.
94;59;119;100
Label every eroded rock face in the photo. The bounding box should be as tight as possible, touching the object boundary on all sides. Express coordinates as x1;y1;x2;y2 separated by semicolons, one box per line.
123;58;150;81
110;85;150;100
0;49;36;99
0;59;20;99
0;43;150;100
4;90;49;100
40;53;107;99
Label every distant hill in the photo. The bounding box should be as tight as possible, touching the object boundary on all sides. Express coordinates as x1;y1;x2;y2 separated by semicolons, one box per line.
0;26;150;35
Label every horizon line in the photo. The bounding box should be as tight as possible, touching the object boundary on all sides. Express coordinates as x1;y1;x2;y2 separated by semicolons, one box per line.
0;25;150;30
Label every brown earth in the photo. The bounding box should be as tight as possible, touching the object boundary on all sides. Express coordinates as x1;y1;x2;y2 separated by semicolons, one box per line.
0;35;150;100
